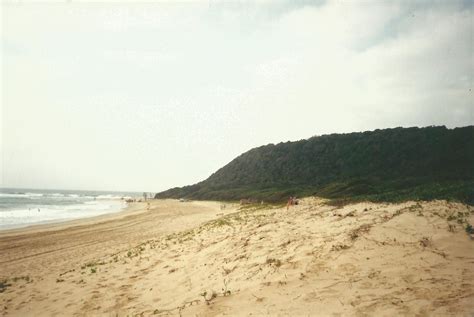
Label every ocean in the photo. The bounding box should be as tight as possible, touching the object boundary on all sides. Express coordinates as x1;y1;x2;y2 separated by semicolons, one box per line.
0;188;142;230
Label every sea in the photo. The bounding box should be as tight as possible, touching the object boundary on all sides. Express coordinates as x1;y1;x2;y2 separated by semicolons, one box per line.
0;188;143;230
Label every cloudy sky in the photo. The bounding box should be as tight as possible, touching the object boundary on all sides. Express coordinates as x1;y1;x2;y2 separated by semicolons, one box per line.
1;0;473;192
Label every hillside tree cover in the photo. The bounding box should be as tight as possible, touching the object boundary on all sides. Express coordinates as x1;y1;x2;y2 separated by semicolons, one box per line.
155;126;474;204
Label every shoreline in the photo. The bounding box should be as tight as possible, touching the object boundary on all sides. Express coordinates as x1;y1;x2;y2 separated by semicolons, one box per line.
0;199;230;275
0;200;141;237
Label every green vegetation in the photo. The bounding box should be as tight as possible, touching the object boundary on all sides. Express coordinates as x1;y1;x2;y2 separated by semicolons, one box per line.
266;258;282;267
0;280;11;293
155;126;474;205
466;224;474;234
0;276;32;293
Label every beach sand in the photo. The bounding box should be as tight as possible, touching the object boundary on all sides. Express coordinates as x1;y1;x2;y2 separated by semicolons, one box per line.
1;198;473;316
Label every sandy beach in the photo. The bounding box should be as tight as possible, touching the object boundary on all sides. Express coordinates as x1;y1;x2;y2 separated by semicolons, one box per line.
1;198;473;316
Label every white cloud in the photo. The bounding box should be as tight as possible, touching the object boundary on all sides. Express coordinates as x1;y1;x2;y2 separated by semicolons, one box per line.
2;0;473;191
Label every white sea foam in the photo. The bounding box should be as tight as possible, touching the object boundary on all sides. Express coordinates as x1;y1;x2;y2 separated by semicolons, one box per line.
0;196;128;230
0;189;139;229
0;193;26;198
25;193;44;197
96;194;127;200
47;193;65;197
0;193;43;198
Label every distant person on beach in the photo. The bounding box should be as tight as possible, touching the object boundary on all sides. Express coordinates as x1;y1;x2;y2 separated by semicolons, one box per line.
147;202;150;210
287;196;299;210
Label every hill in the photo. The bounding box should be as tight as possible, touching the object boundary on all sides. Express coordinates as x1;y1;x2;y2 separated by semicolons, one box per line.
155;126;474;204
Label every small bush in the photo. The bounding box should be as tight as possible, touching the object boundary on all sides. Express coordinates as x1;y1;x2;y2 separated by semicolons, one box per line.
0;280;12;293
465;224;474;234
331;244;350;251
266;258;282;267
12;276;30;283
215;218;231;227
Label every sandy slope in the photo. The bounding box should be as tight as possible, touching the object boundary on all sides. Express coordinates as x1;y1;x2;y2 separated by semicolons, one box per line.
1;198;473;316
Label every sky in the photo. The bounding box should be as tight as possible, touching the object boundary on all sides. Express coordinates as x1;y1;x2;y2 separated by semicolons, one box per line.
1;0;473;193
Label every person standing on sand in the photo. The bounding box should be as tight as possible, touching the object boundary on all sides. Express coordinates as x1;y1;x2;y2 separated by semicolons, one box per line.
287;196;293;210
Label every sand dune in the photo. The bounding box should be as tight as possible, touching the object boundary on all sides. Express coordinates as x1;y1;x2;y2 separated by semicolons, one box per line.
1;198;473;316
